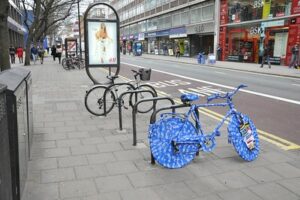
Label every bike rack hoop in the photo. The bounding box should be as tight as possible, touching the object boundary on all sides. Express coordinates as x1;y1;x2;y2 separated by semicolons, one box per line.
132;97;175;146
117;89;156;131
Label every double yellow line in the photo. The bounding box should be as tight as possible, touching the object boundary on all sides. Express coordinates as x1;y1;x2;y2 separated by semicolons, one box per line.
157;91;300;151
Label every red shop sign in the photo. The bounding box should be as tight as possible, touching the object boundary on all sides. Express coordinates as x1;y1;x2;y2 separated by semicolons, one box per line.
292;0;300;14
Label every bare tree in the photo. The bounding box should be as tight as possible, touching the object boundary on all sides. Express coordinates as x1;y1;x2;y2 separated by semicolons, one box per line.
21;0;77;65
0;0;11;71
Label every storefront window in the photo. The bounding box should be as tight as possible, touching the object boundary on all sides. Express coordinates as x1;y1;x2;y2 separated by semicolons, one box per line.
227;0;292;23
225;20;289;64
173;38;190;57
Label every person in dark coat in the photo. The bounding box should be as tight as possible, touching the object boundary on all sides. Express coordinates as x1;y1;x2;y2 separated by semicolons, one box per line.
289;43;299;68
51;45;56;61
9;45;16;64
260;45;271;68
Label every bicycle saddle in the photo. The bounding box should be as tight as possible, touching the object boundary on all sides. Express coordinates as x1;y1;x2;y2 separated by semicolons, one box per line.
180;93;199;104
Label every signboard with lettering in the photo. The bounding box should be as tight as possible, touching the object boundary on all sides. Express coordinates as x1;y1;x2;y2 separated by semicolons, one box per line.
186;22;214;35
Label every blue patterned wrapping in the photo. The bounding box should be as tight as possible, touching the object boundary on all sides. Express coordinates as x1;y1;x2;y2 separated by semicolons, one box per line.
149;115;199;169
180;94;199;103
227;113;260;161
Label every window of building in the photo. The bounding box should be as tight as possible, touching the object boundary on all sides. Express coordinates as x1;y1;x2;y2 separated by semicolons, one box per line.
147;17;158;31
190;6;202;24
181;10;189;25
172;12;181;27
202;5;214;21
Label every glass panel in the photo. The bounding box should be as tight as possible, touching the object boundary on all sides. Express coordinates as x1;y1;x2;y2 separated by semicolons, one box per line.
172;13;181;27
202;5;214;21
190;7;201;24
181;11;189;25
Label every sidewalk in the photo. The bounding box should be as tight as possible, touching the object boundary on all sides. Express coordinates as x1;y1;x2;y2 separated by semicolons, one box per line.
134;54;300;79
12;57;300;200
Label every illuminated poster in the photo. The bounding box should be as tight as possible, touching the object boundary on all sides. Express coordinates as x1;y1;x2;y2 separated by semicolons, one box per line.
87;21;118;65
67;41;77;52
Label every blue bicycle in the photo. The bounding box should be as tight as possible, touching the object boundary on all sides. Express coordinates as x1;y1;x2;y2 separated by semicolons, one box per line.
148;85;260;169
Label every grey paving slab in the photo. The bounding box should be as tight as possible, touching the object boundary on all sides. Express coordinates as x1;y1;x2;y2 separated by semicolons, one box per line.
32;141;56;149
22;182;59;200
82;192;122;200
28;158;58;170
58;156;88;168
113;149;144;161
41;168;75;183
249;182;299;200
267;162;300;178
277;177;300;196
74;164;108;179
153;182;198;200
42;147;71;158
82;137;106;145
59;179;98;199
121;188;161;200
185;176;229;197
97;142;123;153
127;171;165;188
67;131;90;139
214;171;257;189
106;161;139;175
192;194;223;200
57;139;82;147
241;166;282;183
217;188;262;200
71;145;98;155
87;152;117;164
95;175;133;193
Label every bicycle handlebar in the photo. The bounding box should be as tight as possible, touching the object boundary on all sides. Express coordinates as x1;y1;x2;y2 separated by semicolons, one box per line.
207;84;247;103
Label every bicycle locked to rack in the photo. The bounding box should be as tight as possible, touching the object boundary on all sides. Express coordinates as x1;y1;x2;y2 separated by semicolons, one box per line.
62;54;85;70
148;84;260;169
85;68;157;116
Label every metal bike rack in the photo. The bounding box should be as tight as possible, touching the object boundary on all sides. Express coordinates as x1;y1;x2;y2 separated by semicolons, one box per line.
149;103;199;165
117;89;156;130
103;83;135;117
132;97;175;146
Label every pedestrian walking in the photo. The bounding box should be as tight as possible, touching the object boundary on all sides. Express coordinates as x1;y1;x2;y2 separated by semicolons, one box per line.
51;45;56;61
31;45;38;64
289;43;299;68
9;45;16;64
175;46;180;58
217;44;222;61
16;46;24;63
38;47;45;64
260;45;271;68
56;44;62;64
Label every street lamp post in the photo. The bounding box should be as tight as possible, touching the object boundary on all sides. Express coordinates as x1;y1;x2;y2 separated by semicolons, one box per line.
77;0;82;59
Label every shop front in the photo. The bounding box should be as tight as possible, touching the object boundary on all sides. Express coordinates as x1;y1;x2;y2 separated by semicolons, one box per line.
186;21;215;57
219;0;300;65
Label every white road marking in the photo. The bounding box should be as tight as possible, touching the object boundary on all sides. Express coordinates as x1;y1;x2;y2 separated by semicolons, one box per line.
292;84;300;87
122;62;300;105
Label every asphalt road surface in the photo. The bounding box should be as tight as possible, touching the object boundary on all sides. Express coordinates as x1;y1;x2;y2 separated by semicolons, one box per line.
118;56;300;148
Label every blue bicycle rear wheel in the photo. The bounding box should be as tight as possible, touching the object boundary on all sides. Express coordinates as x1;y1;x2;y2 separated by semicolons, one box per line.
149;116;199;169
228;113;260;161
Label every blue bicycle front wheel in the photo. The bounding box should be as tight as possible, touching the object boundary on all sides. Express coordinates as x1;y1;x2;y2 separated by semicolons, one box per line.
228;113;260;161
149;116;199;169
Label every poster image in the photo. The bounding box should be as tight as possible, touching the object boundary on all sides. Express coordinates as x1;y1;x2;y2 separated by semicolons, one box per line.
88;21;118;65
67;41;77;52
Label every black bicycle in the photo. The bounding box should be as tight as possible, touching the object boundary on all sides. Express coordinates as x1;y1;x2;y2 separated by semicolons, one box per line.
85;68;157;116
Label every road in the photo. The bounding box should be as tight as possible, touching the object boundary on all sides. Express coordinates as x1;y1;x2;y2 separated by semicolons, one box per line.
117;56;300;148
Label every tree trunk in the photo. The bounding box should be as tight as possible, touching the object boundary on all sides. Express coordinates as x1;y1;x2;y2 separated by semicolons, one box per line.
0;0;11;71
24;35;32;66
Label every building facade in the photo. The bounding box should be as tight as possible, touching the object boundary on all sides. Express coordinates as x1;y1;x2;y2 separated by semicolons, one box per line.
110;0;217;57
219;0;300;65
8;0;26;47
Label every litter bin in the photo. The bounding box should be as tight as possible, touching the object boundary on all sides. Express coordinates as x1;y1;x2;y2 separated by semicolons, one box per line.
0;83;13;200
0;67;32;200
197;52;206;64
